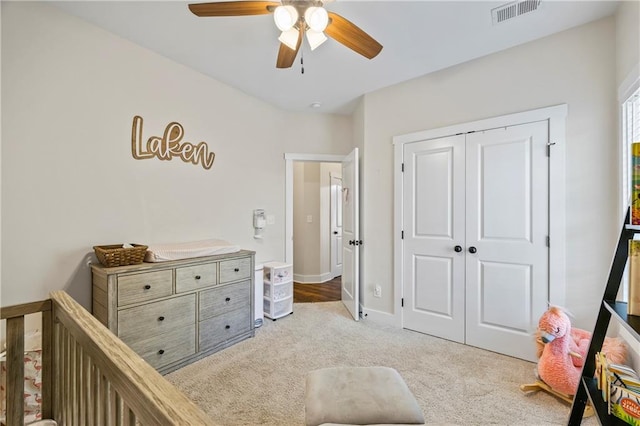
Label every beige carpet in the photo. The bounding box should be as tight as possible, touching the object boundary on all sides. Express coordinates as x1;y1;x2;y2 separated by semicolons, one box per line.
167;302;595;425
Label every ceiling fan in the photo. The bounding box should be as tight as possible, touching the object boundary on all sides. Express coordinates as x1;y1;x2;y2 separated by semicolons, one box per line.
188;0;383;69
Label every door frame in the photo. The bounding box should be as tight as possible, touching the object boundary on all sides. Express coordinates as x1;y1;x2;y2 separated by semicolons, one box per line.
330;172;343;279
283;153;346;268
392;104;567;323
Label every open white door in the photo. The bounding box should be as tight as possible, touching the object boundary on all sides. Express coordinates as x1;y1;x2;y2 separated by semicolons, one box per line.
342;148;359;320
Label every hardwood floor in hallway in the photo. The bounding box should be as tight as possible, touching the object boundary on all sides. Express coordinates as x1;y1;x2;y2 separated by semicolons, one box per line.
293;276;341;303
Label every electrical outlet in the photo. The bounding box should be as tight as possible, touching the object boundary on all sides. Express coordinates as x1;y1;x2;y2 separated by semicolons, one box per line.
374;285;382;298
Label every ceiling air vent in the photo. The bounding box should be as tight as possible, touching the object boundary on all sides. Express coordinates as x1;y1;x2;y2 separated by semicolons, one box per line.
492;0;542;25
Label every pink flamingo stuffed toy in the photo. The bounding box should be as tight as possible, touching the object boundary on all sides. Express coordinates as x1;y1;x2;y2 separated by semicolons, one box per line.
536;306;627;396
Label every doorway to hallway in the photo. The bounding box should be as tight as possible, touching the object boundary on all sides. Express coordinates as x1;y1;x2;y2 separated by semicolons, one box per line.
294;276;342;303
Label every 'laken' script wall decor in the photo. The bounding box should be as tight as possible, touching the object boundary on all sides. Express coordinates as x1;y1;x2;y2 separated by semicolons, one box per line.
131;115;215;170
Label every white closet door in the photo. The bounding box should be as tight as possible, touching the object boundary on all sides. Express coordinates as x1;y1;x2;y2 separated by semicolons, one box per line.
402;135;466;342
401;121;549;362
464;122;549;362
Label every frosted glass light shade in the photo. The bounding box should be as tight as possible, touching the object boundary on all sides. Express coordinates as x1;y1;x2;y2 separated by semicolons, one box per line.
278;28;300;50
274;5;298;31
306;29;327;50
304;6;328;32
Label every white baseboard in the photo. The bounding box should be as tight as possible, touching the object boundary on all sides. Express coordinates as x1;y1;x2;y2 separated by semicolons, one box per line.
293;272;333;284
360;306;402;327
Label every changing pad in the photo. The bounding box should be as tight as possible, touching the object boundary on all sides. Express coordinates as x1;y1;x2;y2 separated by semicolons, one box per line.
144;239;240;262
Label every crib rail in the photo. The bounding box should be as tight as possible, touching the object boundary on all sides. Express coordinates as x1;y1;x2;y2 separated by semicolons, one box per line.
2;291;214;425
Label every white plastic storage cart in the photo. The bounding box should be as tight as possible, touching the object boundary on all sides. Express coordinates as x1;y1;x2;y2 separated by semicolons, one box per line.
263;261;293;320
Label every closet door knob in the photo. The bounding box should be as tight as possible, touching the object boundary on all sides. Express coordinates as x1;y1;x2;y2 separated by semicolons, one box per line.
225;325;231;330
195;275;201;280
469;246;477;254
454;245;462;253
225;297;231;302
158;316;165;321
234;268;240;272
144;285;151;290
158;349;165;355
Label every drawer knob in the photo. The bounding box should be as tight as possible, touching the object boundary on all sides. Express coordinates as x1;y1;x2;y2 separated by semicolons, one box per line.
144;285;151;290
234;268;240;272
158;316;165;321
225;325;231;329
195;275;201;280
158;349;165;355
225;297;231;302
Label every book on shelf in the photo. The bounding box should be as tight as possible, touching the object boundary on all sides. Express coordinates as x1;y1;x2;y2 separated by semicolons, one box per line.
633;142;640;225
630;240;640;316
596;352;640;424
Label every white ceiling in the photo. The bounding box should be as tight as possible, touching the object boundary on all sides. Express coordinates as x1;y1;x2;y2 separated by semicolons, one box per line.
51;0;620;114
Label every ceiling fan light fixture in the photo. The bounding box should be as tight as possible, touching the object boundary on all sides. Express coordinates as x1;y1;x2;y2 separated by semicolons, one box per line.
304;6;329;32
274;5;298;31
278;28;300;50
306;29;327;51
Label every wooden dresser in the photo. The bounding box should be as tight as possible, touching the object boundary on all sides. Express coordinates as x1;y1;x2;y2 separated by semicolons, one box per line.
91;250;255;374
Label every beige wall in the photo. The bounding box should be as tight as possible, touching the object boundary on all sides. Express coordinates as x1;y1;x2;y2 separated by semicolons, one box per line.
293;162;321;278
0;2;351;311
292;162;341;282
360;17;619;329
616;1;640;86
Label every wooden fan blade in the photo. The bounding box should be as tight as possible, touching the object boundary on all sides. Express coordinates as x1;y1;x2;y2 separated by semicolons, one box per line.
325;12;382;59
189;1;279;17
276;27;303;69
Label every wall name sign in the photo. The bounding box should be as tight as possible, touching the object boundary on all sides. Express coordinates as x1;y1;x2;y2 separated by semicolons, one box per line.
131;115;215;170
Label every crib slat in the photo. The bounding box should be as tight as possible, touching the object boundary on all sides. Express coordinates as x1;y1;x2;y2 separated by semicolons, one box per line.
107;381;116;425
42;307;53;419
54;321;64;426
64;326;71;425
84;351;92;425
115;393;123;426
93;366;102;426
70;335;78;425
6;317;25;426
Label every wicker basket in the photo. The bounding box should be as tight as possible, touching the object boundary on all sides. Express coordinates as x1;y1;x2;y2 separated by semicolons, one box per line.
93;244;148;267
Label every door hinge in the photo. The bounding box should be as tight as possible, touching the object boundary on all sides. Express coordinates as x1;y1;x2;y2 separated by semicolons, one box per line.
546;236;550;247
401;163;404;172
401;298;404;307
547;142;556;157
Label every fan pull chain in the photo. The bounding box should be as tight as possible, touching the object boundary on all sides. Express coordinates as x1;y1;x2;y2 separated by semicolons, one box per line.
301;50;304;74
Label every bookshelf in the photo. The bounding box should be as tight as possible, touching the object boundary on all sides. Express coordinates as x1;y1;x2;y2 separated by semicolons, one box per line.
568;207;640;424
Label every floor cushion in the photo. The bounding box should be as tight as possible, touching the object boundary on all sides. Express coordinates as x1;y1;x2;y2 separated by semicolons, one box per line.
305;366;425;426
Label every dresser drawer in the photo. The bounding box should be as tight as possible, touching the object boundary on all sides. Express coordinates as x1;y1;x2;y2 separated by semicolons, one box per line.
118;294;195;341
199;280;251;321
219;257;252;284
176;263;217;293
126;323;196;370
117;270;173;307
199;307;252;350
